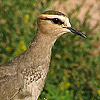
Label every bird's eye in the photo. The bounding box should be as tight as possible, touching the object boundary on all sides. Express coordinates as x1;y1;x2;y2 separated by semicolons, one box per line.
52;18;64;25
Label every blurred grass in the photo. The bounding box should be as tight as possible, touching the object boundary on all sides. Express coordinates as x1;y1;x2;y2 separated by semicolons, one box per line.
0;0;52;64
0;0;100;100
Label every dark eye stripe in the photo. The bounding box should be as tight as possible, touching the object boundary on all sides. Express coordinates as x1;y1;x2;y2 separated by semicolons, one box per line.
40;18;64;25
52;18;64;25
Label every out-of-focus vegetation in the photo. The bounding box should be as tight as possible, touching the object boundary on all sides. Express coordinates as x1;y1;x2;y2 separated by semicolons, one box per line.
0;0;100;100
0;0;52;64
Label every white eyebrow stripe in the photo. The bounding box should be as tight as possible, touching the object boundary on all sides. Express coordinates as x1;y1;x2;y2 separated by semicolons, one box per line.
41;14;66;22
41;14;71;27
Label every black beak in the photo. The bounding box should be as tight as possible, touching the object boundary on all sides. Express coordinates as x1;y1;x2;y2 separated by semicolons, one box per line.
67;27;86;38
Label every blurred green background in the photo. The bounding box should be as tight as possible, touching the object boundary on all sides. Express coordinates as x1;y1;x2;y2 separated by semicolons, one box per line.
0;0;100;100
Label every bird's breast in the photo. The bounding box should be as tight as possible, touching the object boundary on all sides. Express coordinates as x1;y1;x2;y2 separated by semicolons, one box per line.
16;65;49;100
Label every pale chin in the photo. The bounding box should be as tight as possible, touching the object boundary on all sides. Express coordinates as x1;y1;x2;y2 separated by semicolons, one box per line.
58;31;70;37
67;29;71;33
63;29;71;33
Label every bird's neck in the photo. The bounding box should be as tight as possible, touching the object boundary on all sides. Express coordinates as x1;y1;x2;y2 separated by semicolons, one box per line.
15;30;57;100
24;30;57;68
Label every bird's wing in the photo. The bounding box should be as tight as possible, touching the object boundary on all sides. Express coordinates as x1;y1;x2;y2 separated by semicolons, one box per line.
0;62;23;100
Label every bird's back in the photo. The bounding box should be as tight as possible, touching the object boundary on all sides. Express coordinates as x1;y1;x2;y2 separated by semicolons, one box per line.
0;60;23;100
0;51;49;100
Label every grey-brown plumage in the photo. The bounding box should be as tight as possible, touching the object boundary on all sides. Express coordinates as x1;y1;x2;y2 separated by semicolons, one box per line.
0;10;86;100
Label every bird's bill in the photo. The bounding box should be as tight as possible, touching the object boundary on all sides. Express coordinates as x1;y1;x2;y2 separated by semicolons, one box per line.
67;27;86;38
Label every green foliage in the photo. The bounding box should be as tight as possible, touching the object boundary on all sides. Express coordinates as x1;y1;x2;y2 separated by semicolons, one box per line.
0;0;52;64
0;0;100;100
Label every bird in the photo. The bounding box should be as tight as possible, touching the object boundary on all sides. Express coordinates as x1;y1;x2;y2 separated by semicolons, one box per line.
0;10;86;100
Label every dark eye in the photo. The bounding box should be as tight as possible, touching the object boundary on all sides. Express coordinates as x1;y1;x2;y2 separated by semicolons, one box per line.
52;18;64;25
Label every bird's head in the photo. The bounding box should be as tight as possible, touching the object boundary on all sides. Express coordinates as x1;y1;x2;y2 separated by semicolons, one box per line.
37;10;86;38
